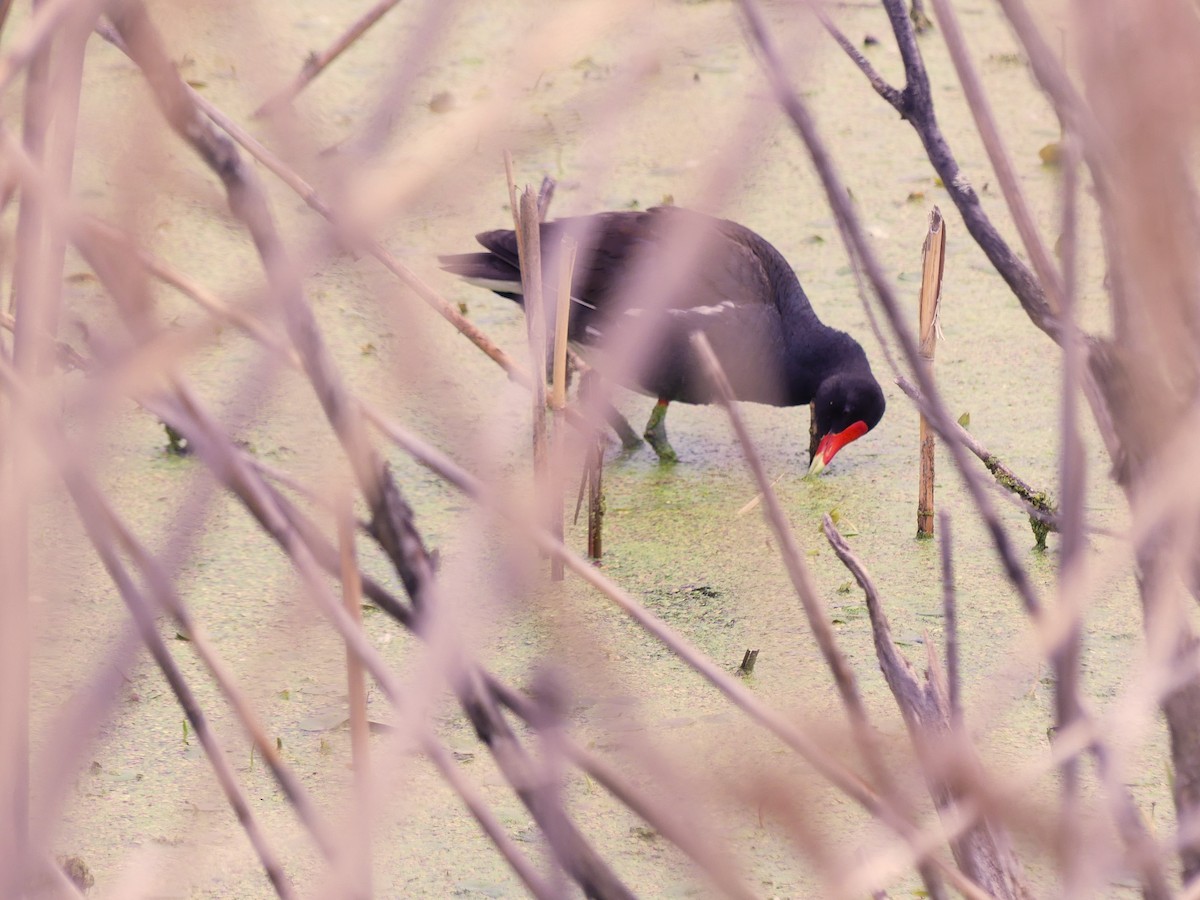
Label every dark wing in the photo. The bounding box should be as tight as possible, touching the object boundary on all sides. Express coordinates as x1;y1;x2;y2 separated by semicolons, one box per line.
446;207;785;312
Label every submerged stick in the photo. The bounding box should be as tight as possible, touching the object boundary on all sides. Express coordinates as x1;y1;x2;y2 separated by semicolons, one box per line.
917;208;945;537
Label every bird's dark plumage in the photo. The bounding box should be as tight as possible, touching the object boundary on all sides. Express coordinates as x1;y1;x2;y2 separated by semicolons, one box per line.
440;206;884;469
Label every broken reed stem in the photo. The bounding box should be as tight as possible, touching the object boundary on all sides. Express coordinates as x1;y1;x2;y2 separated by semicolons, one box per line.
917;207;945;538
515;187;551;560
551;238;576;411
588;436;603;560
578;370;605;561
550;237;577;581
254;0;403;117
338;495;372;897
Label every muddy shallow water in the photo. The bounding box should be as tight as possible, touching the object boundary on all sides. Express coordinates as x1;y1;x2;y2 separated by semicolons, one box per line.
15;0;1165;896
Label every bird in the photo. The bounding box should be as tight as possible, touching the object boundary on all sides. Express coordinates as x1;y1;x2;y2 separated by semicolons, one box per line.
440;206;885;473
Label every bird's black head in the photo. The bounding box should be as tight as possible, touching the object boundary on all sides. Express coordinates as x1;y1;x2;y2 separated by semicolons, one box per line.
807;373;886;475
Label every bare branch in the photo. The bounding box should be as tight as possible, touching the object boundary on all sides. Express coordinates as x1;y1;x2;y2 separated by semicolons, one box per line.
823;517;1033;899
927;0;1065;314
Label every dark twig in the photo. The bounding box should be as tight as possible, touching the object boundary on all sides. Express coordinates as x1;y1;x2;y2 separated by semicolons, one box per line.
821;0;1129;475
254;0;404;117
926;0;1065;314
810;4;902;107
874;0;1058;340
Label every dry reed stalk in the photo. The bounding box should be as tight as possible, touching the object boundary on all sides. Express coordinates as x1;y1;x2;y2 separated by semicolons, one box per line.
551;238;576;412
517;186;549;450
0;4;92;888
916;208;944;538
587;434;603;560
254;0;405;117
338;495;372;898
550;236;577;580
513;185;553;569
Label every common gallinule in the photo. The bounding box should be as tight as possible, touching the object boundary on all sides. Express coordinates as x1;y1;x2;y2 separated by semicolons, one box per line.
440;206;885;473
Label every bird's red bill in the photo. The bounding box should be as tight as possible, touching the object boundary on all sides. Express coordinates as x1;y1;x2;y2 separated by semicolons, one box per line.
809;420;869;475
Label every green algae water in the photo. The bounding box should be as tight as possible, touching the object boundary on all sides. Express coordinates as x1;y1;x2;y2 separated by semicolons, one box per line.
14;0;1164;895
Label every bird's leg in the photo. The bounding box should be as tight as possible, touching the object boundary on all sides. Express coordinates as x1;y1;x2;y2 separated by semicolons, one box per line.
606;403;644;450
643;398;679;463
578;368;642;450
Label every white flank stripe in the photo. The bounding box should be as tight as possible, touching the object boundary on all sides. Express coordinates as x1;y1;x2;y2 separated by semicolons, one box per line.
463;276;522;293
677;300;736;317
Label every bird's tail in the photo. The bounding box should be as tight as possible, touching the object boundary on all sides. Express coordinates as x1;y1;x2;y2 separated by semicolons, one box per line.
438;252;524;301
